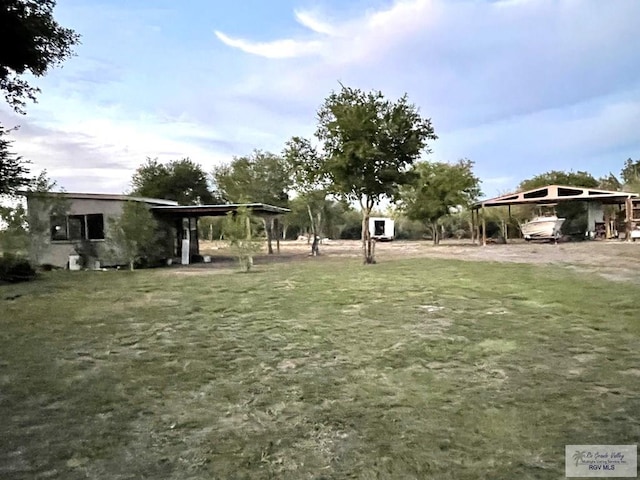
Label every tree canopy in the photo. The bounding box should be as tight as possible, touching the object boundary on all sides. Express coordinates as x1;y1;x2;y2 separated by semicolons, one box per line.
0;0;80;113
213;150;290;207
0;125;30;195
400;159;481;245
315;85;437;263
130;158;217;205
518;170;598;191
620;158;640;193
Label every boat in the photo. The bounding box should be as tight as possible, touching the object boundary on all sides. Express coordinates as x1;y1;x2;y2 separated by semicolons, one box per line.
521;215;565;241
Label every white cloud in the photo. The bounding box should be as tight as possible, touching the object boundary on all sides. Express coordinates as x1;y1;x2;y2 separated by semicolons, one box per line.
294;10;338;36
214;31;323;59
215;0;439;63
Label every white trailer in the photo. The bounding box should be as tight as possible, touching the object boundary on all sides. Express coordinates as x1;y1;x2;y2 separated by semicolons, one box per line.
369;217;395;241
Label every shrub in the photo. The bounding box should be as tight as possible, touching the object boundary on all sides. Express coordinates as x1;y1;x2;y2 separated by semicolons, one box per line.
0;254;36;283
74;239;99;269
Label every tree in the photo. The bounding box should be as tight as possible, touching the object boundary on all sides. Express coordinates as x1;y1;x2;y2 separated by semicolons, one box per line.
222;206;262;272
0;202;28;254
24;171;70;265
621;158;640;193
0;0;80;113
131;158;218;205
283;137;328;255
0;125;30;195
213;150;290;254
107;201;157;271
400;160;481;245
518;170;598;191
598;173;622;192
316;85;437;263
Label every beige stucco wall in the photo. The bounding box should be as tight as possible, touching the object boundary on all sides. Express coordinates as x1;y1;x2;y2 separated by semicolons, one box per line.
27;197;129;267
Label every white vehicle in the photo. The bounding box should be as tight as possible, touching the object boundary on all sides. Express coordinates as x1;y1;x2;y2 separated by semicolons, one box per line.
369;217;395;241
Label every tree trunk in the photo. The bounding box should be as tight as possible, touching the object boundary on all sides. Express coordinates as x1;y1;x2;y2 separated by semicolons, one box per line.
263;218;273;254
274;218;280;254
129;259;134;271
361;207;375;264
307;204;319;256
432;221;439;245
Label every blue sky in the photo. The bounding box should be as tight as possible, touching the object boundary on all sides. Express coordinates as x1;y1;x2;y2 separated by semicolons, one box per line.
1;0;638;197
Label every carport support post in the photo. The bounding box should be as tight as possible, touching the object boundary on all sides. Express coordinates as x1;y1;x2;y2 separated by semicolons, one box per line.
274;217;280;254
506;205;511;243
626;197;633;242
471;208;476;244
481;205;487;246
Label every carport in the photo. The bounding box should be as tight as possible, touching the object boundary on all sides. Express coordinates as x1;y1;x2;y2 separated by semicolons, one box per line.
150;203;290;264
471;185;640;245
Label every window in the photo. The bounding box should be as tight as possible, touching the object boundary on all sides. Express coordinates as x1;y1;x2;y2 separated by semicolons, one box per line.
87;214;105;240
50;216;68;241
50;214;104;241
68;215;86;240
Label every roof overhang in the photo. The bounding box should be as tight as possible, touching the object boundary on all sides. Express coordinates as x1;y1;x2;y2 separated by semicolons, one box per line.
19;191;179;206
150;203;290;217
474;185;639;208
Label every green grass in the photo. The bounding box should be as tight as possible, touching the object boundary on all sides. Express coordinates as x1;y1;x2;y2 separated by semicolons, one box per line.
1;258;639;479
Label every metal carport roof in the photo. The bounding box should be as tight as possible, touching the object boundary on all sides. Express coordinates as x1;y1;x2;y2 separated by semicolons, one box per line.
474;185;638;208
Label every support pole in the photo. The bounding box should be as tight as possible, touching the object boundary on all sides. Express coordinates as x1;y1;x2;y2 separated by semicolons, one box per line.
471;208;476;245
626;197;633;242
507;205;511;243
481;206;487;246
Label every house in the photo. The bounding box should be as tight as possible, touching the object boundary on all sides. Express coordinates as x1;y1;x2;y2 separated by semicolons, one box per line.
22;191;290;268
23;192;178;268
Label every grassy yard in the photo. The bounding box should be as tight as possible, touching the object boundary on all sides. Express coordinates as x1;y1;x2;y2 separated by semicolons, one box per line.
1;257;639;479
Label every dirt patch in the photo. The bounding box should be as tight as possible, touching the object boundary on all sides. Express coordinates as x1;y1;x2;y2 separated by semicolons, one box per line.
193;239;640;284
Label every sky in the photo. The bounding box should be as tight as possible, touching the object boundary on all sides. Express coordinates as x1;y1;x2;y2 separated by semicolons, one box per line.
1;0;639;198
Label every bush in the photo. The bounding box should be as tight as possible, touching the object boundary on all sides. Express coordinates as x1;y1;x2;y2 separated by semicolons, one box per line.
0;254;36;283
340;224;362;240
74;239;99;269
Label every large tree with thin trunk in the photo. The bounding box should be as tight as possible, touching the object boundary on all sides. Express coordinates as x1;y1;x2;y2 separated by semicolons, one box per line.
107;201;157;271
0;0;80;113
283;136;328;256
316;85;437;263
400;160;481;245
212;151;290;254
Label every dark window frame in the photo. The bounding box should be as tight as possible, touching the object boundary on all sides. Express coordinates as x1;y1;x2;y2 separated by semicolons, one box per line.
50;214;105;242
